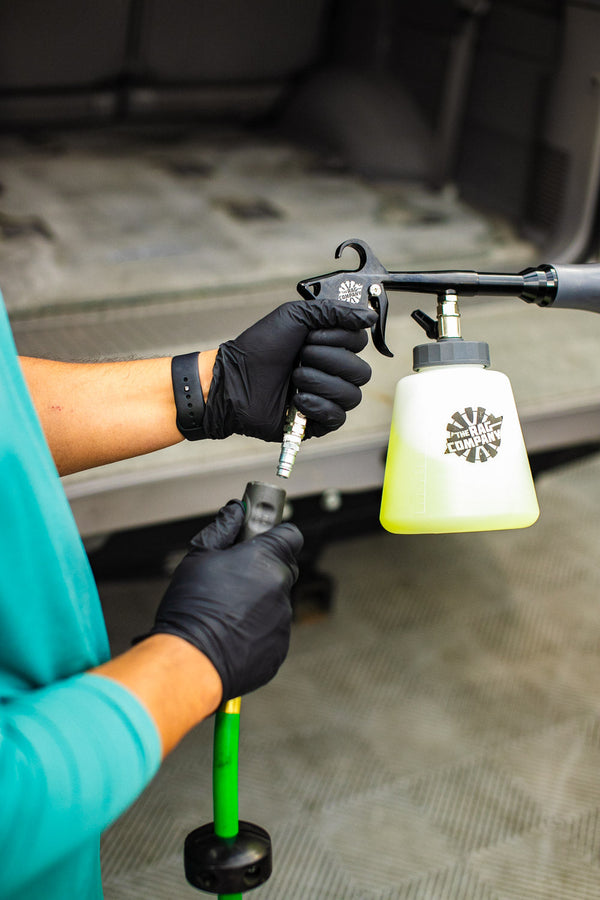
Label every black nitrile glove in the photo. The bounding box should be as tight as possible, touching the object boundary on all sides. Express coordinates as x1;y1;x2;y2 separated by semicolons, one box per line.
147;501;303;701
201;298;376;441
293;326;372;437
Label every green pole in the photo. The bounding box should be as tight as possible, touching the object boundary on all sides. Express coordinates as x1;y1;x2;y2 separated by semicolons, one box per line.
207;482;286;899
213;697;242;900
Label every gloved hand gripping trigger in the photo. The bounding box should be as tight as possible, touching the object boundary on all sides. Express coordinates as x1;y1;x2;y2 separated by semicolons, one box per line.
296;238;394;358
276;240;393;479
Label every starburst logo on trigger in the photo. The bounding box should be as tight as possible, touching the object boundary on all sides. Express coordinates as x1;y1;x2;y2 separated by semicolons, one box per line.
338;280;362;304
445;407;503;463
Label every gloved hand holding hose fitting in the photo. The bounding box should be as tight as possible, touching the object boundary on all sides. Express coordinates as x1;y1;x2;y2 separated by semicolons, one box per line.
146;501;303;701
201;298;376;441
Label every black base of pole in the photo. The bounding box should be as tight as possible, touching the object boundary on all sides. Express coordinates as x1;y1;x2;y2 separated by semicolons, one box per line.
184;821;272;894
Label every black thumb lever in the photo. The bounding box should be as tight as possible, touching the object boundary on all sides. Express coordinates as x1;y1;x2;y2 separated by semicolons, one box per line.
411;309;439;339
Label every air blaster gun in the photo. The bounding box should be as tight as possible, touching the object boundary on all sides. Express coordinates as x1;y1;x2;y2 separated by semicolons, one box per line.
277;238;600;478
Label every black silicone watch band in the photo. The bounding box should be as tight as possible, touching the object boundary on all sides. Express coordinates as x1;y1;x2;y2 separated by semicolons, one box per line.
172;352;206;440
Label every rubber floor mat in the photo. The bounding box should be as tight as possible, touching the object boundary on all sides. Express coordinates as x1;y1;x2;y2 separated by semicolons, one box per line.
99;451;600;898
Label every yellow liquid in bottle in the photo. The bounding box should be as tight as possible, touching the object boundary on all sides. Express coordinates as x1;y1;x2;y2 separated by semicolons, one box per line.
380;420;539;535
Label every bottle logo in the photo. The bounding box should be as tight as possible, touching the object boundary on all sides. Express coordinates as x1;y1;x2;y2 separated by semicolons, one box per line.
338;280;362;304
445;407;503;463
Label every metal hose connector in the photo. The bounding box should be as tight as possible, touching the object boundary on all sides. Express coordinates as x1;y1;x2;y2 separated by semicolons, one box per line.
276;407;307;478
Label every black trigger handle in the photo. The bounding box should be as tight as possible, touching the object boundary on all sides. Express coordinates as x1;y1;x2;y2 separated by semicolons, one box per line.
369;287;393;357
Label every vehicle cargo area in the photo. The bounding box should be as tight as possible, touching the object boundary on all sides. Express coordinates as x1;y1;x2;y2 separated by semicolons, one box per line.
3;1;600;536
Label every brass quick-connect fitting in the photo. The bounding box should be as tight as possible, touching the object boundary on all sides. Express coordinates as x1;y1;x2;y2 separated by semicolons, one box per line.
277;407;307;478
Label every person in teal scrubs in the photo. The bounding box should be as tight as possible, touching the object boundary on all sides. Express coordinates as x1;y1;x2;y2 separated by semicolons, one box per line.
0;290;375;899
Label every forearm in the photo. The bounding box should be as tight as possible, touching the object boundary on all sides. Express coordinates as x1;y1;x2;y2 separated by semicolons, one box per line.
93;634;223;758
0;603;222;894
20;351;217;475
0;671;162;894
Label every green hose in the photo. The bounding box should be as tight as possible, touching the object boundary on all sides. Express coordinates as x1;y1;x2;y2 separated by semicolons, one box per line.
213;697;242;900
209;482;285;899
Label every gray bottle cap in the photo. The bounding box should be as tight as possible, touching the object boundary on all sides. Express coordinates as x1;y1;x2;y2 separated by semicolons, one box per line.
413;339;490;370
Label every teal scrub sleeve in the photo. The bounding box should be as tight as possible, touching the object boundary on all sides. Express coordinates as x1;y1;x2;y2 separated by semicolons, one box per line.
0;672;161;897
